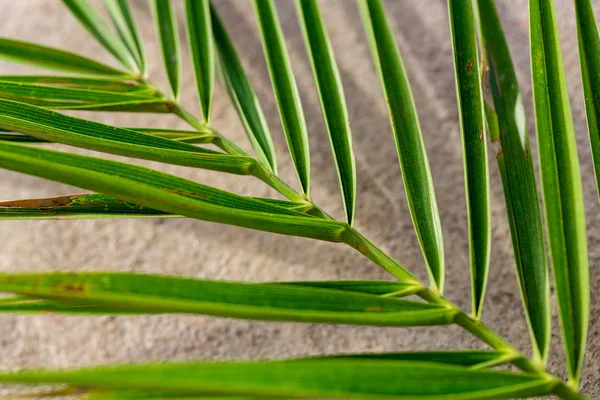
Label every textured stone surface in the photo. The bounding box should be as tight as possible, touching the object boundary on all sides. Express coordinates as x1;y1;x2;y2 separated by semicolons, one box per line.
0;0;598;398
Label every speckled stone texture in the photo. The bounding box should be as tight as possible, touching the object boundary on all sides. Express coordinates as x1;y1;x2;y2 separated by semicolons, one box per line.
0;0;598;398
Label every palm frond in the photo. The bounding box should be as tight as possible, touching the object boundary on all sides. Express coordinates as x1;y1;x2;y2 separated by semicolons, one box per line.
62;0;138;73
254;0;311;198
358;0;444;292
185;0;215;122
211;4;278;173
296;0;356;224
150;0;181;99
476;0;551;363
448;0;490;317
529;0;589;383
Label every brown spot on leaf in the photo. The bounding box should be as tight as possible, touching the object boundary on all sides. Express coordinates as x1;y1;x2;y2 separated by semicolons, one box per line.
466;60;474;73
169;189;211;199
364;306;382;312
357;243;369;256
0;195;74;209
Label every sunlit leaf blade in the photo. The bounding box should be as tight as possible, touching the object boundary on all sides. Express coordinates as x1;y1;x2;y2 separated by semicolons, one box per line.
0;128;214;145
185;0;214;122
0;75;151;93
0;38;127;76
447;0;490;317
129;128;215;143
314;350;509;368
0;141;348;241
0;194;174;220
254;0;311;197
358;0;444;292
296;0;356;224
476;0;550;362
283;280;419;297
0;99;265;175
576;0;600;202
150;0;181;99
83;390;249;400
61;0;138;73
103;0;146;75
529;0;589;382
211;5;278;173
0;80;154;108
0;272;454;326
0;359;554;399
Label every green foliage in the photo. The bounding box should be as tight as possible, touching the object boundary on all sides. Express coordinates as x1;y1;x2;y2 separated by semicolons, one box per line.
0;0;595;399
447;0;490;317
477;0;551;364
359;0;444;292
297;0;356;224
529;0;589;385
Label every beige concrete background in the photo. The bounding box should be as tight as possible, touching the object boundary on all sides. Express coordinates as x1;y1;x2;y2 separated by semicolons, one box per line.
0;0;598;398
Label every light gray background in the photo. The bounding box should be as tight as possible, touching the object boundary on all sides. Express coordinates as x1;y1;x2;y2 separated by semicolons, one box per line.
0;0;598;398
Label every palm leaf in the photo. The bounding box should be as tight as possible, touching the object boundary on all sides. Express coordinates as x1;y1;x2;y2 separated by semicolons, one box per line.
529;0;589;383
576;0;600;203
0;128;214;145
314;350;510;369
448;0;490;316
0;359;554;399
0;194;173;220
0;272;453;326
296;0;356;225
254;0;311;197
0;99;265;175
211;4;278;173
103;0;146;75
283;280;419;297
0;141;349;241
185;0;215;122
0;75;152;93
62;0;138;73
358;0;445;292
0;38;127;76
150;0;181;99
476;0;551;363
0;80;156;109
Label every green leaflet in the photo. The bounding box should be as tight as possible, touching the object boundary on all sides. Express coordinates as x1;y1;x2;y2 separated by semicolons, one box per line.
576;0;600;203
312;350;510;369
0;272;453;326
211;5;278;173
128;128;215;143
0;359;554;399
448;0;490;317
0;128;214;145
529;0;589;383
0;99;262;175
0;80;155;109
0;194;173;220
0;141;347;241
0;38;127;76
358;0;445;292
296;0;356;224
254;0;311;197
283;280;420;297
150;0;181;99
185;0;215;122
103;0;146;75
476;0;550;363
0;75;153;93
62;0;138;73
0;193;321;221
